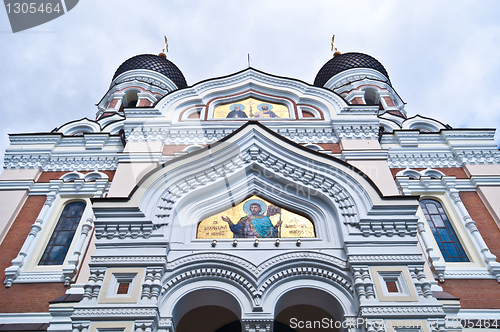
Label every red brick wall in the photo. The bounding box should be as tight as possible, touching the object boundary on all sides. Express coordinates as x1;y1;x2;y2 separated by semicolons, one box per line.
437;191;500;309
0;196;67;313
460;191;500;258
36;170;115;183
351;97;365;105
390;168;469;179
137;99;152;107
383;97;395;107
108;99;118;109
440;279;500;309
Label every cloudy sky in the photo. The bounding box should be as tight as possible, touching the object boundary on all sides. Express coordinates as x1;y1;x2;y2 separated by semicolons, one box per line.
1;0;499;168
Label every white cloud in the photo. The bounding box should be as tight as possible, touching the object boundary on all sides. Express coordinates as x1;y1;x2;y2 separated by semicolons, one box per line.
0;0;498;169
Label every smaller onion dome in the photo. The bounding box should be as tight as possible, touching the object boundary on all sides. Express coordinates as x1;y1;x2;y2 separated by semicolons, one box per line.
112;54;187;88
314;52;390;87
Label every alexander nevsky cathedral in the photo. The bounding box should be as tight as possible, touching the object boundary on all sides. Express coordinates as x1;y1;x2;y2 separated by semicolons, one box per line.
0;41;499;332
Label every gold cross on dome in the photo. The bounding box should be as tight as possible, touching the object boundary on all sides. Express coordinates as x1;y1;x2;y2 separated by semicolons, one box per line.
331;34;337;52
163;35;169;53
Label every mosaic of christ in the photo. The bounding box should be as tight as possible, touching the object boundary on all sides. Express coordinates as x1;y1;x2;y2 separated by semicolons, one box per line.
197;196;315;239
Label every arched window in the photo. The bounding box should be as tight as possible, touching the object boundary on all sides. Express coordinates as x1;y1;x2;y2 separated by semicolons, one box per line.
39;201;86;265
364;88;379;105
419;199;469;262
125;91;138;107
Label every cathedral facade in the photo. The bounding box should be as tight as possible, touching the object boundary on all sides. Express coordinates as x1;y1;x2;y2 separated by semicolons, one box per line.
0;49;499;332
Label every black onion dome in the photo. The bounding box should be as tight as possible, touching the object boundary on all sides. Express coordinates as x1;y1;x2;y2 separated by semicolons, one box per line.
112;54;187;88
314;52;390;87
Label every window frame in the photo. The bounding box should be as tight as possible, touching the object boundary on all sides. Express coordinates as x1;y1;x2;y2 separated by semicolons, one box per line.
417;194;482;268
98;268;145;304
419;198;469;263
24;196;92;273
38;200;87;266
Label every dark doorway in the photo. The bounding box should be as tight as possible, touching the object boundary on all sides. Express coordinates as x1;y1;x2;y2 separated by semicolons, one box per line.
176;306;240;332
275;305;339;332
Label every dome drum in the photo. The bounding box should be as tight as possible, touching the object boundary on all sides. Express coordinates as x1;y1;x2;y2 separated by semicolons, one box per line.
112;54;187;89
314;52;390;88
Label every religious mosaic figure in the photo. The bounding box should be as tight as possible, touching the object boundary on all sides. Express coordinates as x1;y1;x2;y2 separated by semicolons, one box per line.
259;103;278;118
226;104;248;118
221;199;282;238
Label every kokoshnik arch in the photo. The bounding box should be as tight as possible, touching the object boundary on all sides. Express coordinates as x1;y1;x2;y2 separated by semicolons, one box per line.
0;48;500;332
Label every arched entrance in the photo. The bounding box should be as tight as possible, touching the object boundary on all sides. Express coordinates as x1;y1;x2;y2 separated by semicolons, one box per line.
172;289;242;332
177;306;240;332
274;288;344;332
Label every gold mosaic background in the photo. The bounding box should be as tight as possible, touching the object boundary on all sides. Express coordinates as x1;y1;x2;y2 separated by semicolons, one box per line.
213;98;289;119
197;196;315;239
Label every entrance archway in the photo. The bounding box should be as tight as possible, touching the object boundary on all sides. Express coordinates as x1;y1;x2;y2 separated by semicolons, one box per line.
176;305;240;332
274;288;344;332
172;289;242;332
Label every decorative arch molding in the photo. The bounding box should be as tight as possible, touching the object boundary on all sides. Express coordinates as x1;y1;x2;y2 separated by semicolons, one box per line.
155;68;347;124
395;168;445;180
379;114;449;135
258;266;352;295
162;267;259;301
165;251;348;277
303;143;324;151
100;117;125;135
263;279;356;318
379;111;406;127
402;115;449;132
422;168;445;179
378;117;402;132
56;118;101;135
60;171;109;182
161;257;353;311
111;69;177;94
98;113;125;132
168;161;344;244
159;281;253;323
298;105;323;120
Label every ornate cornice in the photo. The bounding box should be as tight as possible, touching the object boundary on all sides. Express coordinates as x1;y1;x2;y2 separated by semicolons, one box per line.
91;256;166;264
334;125;379;140
348;255;423;263
72;308;158;317
124;126;339;145
360;306;444;315
4;155;119;171
455;150;500;165
388;153;461;168
94;222;154;240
